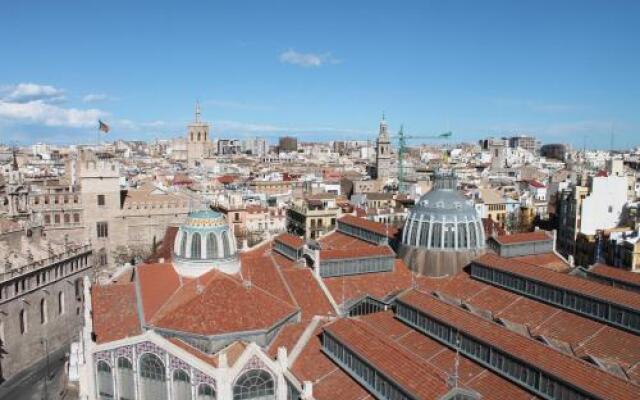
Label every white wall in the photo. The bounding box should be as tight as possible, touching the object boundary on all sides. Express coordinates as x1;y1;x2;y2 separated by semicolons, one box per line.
580;176;628;235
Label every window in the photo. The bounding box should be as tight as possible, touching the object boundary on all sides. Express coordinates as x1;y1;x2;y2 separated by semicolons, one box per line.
198;384;216;400
117;358;135;400
233;370;275;400
19;309;27;334
97;194;106;206
64;214;70;224
44;215;51;225
54;214;60;224
58;291;65;315
97;222;108;238
97;361;114;399
172;369;191;400
40;298;48;324
139;353;167;400
191;233;202;259
179;232;188;257
207;233;218;258
222;231;231;258
73;213;80;223
73;195;79;204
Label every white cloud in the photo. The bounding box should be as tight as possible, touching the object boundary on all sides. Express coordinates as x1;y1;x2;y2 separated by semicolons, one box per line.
1;83;65;103
82;93;110;103
0;99;105;128
279;49;340;67
113;119;166;131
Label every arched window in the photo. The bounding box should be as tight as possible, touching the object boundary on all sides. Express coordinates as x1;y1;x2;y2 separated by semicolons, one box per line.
40;298;47;324
117;357;135;400
431;223;442;248
97;361;114;399
180;232;188;257
191;232;202;259
198;384;216;400
420;221;430;246
444;223;455;249
19;309;27;334
206;233;218;258
58;291;65;315
139;353;167;400
233;369;275;400
458;222;468;249
172;369;191;400
197;132;201;141
222;231;231;258
469;222;477;248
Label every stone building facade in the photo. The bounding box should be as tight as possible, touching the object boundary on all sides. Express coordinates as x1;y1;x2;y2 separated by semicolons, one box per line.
0;220;94;382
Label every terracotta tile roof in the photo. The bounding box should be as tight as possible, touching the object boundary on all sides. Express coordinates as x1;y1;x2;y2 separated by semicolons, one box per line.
323;259;413;304
426;271;640;382
240;253;295;306
338;214;398;238
589;263;640;287
512;252;570;272
311;367;372;400
147;268;298;336
358;312;536;400
280;268;335;319
136;263;182;321
318;231;368;250
493;230;552;245
92;283;141;344
267;321;310;359
324;318;450;399
399;290;640;400
218;341;248;367
146;225;178;263
475;253;640;311
274;233;305;249
320;245;394;261
167;337;218;367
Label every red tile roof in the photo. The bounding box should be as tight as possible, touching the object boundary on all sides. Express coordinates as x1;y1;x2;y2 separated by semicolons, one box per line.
419;271;640;382
280;268;335;319
324;318;449;399
474;253;640;311
92;283;141;344
493;230;551;245
320;245;394;261
512;252;570;272
167;337;218;367
323;259;412;304
399;290;640;400
589;263;640;287
274;233;305;249
338;214;398;238
136;264;298;336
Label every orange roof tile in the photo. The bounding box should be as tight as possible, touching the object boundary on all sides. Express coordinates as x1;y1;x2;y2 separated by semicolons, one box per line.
338;214;398;238
399;290;640;400
493;230;551;245
92;283;141;343
475;253;640;311
589;263;640;287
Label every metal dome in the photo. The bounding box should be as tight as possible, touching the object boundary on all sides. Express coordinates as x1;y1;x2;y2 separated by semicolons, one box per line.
402;173;485;251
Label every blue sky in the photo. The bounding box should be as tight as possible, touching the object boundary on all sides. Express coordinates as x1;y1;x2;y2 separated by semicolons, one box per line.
1;0;639;148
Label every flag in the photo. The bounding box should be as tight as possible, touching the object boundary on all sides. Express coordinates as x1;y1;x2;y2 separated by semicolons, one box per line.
439;131;452;138
98;120;110;133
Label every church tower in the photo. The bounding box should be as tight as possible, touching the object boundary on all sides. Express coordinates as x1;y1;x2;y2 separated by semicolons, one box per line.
375;114;392;179
187;101;211;166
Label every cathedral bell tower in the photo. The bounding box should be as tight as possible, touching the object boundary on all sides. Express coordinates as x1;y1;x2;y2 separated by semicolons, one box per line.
187;101;211;166
375;114;392;179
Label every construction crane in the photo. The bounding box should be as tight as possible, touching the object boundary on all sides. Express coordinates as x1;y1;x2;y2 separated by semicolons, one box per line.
392;125;452;193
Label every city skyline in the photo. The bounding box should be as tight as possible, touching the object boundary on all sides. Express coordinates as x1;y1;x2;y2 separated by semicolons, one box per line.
1;0;639;149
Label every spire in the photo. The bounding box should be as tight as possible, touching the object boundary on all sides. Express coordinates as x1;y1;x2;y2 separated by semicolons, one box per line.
11;147;18;171
378;113;389;141
195;101;201;123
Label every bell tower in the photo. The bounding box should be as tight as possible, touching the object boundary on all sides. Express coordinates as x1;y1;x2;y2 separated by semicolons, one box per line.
375;114;391;179
187;101;211;166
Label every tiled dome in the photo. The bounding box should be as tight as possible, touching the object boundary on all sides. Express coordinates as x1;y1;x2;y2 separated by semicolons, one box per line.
172;210;240;277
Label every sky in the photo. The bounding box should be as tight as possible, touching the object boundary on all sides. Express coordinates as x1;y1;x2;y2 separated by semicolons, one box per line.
0;0;639;149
